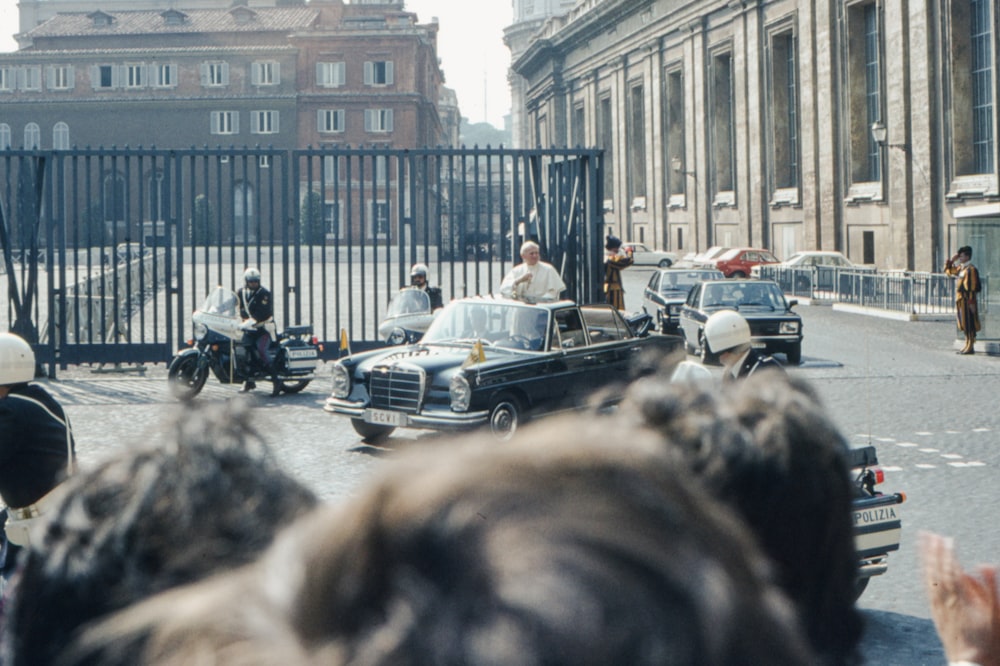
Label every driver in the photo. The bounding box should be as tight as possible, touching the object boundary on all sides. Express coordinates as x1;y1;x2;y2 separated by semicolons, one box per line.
237;268;274;393
408;264;443;311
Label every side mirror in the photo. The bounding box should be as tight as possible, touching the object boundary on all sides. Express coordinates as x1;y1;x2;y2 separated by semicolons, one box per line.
787;299;799;308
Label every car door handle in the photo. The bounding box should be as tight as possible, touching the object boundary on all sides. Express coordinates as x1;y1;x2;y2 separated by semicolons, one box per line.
583;355;596;362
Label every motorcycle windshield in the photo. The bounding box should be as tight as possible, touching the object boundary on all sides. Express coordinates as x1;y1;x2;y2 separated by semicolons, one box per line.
386;288;431;317
200;286;240;318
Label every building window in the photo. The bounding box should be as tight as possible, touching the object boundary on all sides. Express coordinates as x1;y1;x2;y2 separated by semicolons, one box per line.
571;104;585;147
149;171;167;222
364;60;394;86
47;65;74;90
251;110;279;134
92;64;117;89
316;61;346;88
24;123;40;149
318;109;345;133
252;61;280;86
259;155;271;168
125;63;145;88
364;109;393;133
324;200;343;237
323;155;346;184
369;200;390;239
628;82;647;206
598;95;614;208
211;111;239;135
970;0;994;174
847;2;883;184
770;30;800;190
103;172;126;222
234;182;254;241
0;124;9;149
0;67;12;92
710;51;735;195
201;62;229;87
665;69;685;197
52;122;70;150
20;66;41;91
152;63;177;88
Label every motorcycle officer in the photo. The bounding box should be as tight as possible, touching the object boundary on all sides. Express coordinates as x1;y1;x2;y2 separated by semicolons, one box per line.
408;263;443;311
237;268;274;393
703;310;784;382
0;332;76;574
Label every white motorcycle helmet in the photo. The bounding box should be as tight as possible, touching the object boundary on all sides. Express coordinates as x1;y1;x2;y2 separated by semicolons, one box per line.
410;263;429;284
243;267;262;287
0;332;36;385
703;310;751;355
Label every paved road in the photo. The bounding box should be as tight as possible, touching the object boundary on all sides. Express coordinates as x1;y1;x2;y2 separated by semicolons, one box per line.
35;268;1000;664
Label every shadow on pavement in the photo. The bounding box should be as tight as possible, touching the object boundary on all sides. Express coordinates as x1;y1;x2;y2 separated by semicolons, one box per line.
860;609;943;665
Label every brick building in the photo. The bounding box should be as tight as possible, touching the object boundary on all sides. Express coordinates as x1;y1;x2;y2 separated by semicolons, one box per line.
510;0;998;273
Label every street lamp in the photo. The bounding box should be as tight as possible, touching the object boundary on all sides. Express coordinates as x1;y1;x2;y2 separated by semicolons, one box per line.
870;121;909;153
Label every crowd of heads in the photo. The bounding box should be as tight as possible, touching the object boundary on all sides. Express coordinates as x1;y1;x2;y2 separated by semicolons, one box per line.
1;364;873;665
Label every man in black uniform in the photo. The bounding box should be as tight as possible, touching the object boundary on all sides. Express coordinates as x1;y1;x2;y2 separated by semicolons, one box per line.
409;263;444;310
703;310;784;383
0;332;76;573
237;267;274;393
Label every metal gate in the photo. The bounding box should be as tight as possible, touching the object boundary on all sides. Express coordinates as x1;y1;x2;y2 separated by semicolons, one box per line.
0;146;604;373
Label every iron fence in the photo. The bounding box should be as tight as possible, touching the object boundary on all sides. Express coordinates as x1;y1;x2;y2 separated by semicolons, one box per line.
0;146;605;373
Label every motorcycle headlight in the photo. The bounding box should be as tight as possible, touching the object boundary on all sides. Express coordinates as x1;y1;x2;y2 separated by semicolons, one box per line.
331;362;351;399
780;321;800;334
193;321;208;340
450;373;471;412
387;327;407;346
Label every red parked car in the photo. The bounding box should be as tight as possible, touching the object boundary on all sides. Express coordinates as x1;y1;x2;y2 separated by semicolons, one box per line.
712;247;780;278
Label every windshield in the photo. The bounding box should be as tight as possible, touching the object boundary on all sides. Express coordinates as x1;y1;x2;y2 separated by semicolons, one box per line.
660;271;722;293
423;301;548;347
200;286;239;318
386;288;431;317
701;282;786;310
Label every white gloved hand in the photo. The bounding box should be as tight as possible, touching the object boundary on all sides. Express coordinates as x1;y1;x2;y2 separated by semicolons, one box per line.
241;319;257;331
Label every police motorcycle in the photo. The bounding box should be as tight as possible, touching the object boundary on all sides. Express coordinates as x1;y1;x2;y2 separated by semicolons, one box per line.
378;287;436;345
848;445;906;599
167;286;320;399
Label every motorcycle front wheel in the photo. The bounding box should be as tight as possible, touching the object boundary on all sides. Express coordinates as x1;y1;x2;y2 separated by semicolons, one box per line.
167;354;209;400
270;378;311;396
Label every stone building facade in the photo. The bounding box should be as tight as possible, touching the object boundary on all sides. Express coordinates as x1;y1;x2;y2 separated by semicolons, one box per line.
510;0;998;271
2;0;449;152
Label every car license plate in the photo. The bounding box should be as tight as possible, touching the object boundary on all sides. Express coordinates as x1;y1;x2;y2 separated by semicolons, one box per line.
363;408;407;427
853;504;900;527
287;348;317;358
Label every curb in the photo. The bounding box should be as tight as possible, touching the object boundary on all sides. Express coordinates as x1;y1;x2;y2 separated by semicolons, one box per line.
831;303;954;322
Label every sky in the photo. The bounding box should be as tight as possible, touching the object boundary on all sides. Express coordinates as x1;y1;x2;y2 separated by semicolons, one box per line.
0;0;514;128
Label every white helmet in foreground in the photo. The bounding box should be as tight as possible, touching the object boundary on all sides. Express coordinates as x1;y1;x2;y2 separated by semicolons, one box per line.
0;332;36;385
703;310;751;355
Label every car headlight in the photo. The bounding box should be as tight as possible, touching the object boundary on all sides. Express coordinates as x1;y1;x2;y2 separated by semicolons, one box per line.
331;362;351;398
780;321;800;334
193;321;208;340
450;373;471;412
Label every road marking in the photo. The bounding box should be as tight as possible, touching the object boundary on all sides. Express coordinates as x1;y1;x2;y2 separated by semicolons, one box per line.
940;453;964;459
881;466;903;472
896;442;918;447
915;464;937;469
973;427;992;432
915;431;933;436
918;448;940;453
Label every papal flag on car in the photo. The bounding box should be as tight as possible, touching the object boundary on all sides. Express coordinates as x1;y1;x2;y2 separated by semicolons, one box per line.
339;328;351;357
462;340;486;369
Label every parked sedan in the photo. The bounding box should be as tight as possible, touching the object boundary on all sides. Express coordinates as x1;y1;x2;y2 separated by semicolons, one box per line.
643;268;725;333
752;250;874;291
621;242;678;267
678;279;802;364
325;297;681;441
711;247;780;278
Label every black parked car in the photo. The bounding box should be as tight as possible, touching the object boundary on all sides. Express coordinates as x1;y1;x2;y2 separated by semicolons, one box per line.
678;279;803;364
643;268;725;333
324;296;680;441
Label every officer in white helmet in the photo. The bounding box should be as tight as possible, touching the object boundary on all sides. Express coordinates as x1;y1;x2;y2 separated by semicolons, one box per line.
703;310;784;383
0;332;76;563
237;268;274;393
408;263;443;310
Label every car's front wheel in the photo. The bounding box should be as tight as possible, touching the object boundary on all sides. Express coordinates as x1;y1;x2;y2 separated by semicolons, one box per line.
785;344;802;366
351;418;395;443
658;258;672;267
488;393;521;441
699;332;718;365
730;270;747;278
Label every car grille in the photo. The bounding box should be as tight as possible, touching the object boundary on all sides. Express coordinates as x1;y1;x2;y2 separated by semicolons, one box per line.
369;364;424;413
751;321;785;336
